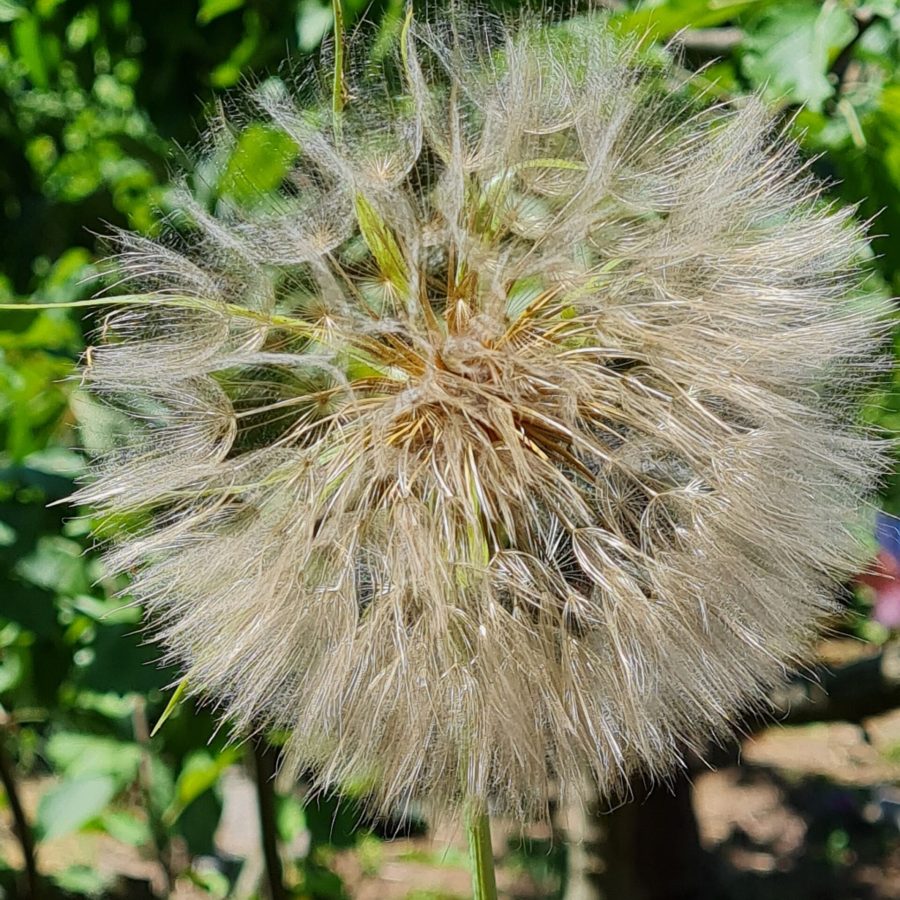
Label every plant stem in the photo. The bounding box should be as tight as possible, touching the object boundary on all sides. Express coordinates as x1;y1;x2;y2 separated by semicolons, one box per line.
0;728;40;899
466;803;498;900
252;741;287;900
131;697;172;896
331;0;346;138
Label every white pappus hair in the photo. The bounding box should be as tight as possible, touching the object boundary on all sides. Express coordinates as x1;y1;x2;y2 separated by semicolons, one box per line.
76;9;890;822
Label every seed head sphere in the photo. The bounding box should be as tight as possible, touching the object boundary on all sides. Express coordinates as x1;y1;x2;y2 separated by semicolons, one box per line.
79;12;889;821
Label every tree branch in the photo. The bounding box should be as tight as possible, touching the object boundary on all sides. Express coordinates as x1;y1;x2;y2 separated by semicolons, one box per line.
0;726;40;899
252;740;287;900
698;642;900;771
132;697;173;896
832;11;877;98
675;27;743;57
768;642;900;728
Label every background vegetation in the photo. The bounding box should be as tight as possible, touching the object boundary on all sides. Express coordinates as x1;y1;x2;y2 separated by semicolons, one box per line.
2;1;900;898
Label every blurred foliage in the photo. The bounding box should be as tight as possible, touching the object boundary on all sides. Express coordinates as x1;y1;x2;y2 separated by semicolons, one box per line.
0;1;899;897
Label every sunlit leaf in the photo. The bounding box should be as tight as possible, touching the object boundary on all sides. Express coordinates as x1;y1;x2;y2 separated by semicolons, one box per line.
163;746;241;825
219;124;298;205
45;731;142;785
297;0;334;52
51;865;115;895
740;0;857;110
0;1;23;23
99;810;153;847
11;15;49;88
36;775;118;840
197;0;245;25
151;677;189;737
355;194;409;296
612;0;768;40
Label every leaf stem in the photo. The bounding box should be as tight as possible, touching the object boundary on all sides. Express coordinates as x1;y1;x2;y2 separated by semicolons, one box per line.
466;802;498;900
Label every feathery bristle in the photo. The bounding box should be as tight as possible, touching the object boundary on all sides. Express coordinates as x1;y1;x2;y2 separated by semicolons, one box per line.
77;10;890;822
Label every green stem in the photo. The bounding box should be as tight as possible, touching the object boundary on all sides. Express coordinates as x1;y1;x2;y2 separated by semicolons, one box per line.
131;697;173;895
331;0;345;139
466;803;498;900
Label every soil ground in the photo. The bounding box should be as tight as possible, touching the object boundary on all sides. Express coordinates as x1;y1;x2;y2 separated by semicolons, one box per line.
4;647;900;898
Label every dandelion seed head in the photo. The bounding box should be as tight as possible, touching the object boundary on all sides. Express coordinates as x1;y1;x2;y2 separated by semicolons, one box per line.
79;10;890;821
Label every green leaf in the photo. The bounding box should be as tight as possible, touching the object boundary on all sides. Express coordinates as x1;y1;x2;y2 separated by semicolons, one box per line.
219;124;298;205
858;0;897;16
0;643;25;693
354;194;409;297
197;0;244;25
51;865;114;896
45;732;142;786
70;690;137;720
612;0;768;40
98;810;153;847
801;83;900;293
740;1;857;111
0;1;24;23
163;747;240;825
150;677;189;737
209;9;262;87
36;775;118;840
147;756;177;818
11;15;49;88
14;535;89;596
23;447;84;480
277;793;307;842
300;861;348;896
186;866;230;897
296;0;334;53
64;593;140;626
505;276;544;322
